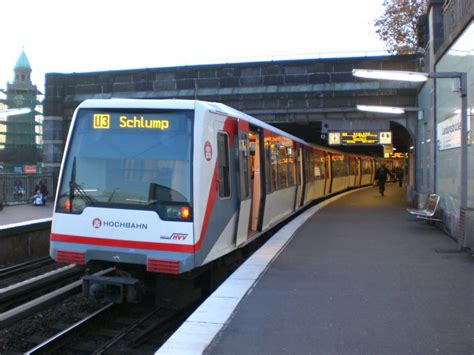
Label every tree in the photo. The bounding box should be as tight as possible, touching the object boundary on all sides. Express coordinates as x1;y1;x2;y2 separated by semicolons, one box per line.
375;0;428;55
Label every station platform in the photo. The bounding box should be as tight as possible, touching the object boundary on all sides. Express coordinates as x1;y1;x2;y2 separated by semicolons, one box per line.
0;203;53;227
158;184;473;355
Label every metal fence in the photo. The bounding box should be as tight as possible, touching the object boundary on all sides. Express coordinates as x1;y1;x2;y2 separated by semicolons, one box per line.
0;174;56;206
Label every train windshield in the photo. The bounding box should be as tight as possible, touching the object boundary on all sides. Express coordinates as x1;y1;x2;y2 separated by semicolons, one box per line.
56;108;193;218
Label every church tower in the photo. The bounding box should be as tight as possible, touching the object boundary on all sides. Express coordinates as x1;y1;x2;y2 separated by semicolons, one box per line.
0;50;42;171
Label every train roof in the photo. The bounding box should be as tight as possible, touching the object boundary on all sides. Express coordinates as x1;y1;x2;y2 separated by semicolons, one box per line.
76;99;377;159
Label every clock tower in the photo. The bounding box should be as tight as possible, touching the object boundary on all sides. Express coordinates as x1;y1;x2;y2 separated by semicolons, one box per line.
0;50;42;171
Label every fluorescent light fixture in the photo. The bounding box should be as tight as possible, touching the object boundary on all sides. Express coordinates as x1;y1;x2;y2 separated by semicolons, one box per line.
0;108;32;117
353;69;429;82
454;108;474;115
357;105;405;114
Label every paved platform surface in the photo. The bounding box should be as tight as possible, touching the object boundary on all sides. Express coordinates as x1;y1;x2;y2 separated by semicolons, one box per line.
0;203;54;226
160;184;473;354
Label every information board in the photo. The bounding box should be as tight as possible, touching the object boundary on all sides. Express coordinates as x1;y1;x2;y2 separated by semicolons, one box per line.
328;131;392;145
341;132;378;144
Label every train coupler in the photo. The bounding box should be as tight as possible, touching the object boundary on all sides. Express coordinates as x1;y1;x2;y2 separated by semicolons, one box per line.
82;275;143;303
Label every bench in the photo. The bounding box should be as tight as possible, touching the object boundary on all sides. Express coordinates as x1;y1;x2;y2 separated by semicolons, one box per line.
407;193;442;224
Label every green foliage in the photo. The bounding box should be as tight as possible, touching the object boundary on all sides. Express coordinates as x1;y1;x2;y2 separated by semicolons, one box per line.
375;0;428;54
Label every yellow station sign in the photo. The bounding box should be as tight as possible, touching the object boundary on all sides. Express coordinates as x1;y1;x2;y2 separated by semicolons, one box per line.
341;131;378;144
328;131;392;145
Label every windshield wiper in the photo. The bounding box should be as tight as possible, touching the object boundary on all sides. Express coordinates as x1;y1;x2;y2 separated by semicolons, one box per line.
69;157;96;211
107;187;120;202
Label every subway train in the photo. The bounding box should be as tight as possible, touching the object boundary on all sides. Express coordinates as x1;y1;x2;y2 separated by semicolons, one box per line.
50;99;389;301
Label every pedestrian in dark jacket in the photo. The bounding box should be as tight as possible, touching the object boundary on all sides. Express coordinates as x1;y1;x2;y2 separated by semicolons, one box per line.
32;180;49;206
375;164;394;196
395;166;404;187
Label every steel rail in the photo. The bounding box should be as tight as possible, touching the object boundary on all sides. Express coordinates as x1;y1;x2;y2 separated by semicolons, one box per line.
0;267;115;328
92;306;163;355
0;256;53;280
25;303;115;354
0;264;81;310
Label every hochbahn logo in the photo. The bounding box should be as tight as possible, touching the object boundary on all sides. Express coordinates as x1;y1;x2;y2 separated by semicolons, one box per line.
92;218;102;228
92;218;148;230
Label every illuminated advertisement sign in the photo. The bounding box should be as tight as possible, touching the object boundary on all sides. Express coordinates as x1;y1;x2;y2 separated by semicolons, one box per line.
388;152;408;158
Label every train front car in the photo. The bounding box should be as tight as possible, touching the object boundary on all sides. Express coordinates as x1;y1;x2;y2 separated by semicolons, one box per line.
50;99;195;302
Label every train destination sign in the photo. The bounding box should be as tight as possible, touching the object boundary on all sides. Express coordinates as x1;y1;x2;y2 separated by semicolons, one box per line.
328;131;392;146
92;113;170;130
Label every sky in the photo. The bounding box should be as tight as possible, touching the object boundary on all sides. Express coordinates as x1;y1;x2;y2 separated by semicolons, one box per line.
0;0;387;94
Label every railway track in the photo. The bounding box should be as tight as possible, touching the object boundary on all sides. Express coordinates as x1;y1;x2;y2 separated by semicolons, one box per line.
26;299;195;354
0;256;55;286
0;267;114;329
0;263;84;313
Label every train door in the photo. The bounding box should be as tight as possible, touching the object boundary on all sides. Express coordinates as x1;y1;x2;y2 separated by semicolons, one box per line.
248;128;263;234
235;120;251;246
353;158;358;186
295;145;304;209
325;152;332;194
357;158;362;186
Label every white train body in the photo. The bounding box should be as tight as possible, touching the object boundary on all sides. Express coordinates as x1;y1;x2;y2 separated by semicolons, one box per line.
50;99;377;275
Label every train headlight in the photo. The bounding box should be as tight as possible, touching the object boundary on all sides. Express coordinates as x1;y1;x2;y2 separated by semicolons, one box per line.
165;205;192;220
166;206;181;218
181;206;190;219
64;197;71;211
57;195;87;213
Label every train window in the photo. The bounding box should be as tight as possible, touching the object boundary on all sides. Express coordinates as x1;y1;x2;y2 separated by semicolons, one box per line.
308;153;314;181
311;153;318;180
304;150;312;182
319;154;326;179
264;140;272;193
295;147;300;185
217;132;231;198
270;142;279;190
362;160;373;174
279;145;289;188
309;150;325;180
288;146;296;186
239;134;250;199
331;155;346;178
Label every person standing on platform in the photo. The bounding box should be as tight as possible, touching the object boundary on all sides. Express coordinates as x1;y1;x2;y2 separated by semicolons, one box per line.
395;166;404;187
375;164;393;196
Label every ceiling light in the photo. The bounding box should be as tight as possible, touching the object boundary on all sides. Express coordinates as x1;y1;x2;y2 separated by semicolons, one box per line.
353;69;429;82
357;105;405;114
